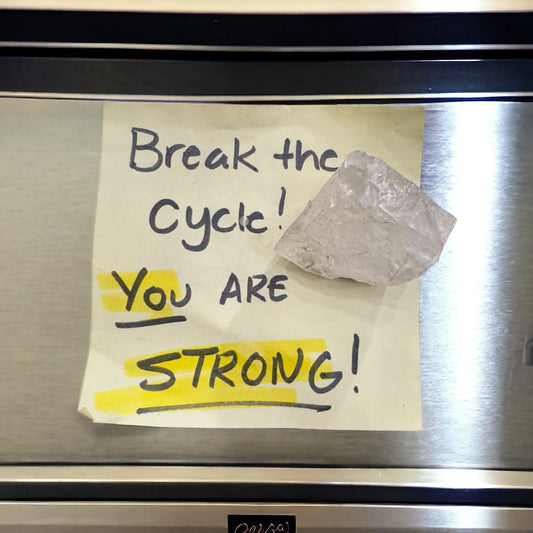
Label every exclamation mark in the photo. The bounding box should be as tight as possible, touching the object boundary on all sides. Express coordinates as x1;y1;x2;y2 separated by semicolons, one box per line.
278;186;286;229
352;333;360;393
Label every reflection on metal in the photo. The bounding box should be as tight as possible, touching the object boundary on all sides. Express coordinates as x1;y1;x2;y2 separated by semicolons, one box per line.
445;103;506;459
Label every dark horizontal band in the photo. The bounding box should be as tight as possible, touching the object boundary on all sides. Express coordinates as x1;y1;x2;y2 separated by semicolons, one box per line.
2;10;533;49
2;56;533;101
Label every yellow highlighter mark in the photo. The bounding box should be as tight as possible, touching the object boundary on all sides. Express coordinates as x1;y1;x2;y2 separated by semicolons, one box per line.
97;267;191;328
95;338;340;415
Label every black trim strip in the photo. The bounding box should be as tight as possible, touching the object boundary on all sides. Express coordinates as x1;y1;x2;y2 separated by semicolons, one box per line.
2;57;533;99
2;11;533;49
1;481;533;506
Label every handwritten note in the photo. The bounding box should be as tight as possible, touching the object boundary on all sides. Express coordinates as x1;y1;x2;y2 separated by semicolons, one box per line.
78;103;424;430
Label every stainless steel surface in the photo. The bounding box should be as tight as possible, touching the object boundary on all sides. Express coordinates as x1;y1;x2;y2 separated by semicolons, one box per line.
4;43;533;53
3;466;533;489
2;501;533;532
0;98;532;468
2;0;533;13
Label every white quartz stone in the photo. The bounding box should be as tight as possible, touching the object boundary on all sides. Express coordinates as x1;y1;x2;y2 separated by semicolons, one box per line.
275;150;456;285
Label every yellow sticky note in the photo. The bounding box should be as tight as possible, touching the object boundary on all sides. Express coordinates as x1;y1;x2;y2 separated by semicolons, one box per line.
79;102;424;430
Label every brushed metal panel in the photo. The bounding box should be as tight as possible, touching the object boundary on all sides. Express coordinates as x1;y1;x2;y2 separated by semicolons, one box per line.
3;465;533;488
0;98;532;468
2;501;533;532
3;0;533;13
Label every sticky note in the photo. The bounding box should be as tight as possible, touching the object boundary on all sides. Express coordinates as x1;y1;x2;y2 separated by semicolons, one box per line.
78;102;424;430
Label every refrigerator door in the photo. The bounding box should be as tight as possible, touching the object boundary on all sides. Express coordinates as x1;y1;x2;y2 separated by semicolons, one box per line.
1;96;532;469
